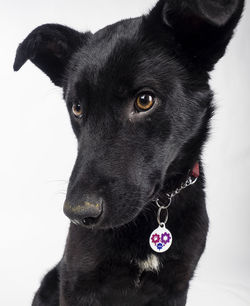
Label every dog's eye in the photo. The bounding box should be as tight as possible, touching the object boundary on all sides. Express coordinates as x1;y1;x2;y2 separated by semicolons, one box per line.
135;94;155;112
72;103;83;118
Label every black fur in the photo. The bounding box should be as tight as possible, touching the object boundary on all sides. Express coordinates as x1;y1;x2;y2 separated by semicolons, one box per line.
14;1;244;305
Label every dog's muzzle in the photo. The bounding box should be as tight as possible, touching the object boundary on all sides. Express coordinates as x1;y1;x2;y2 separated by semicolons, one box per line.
63;195;103;227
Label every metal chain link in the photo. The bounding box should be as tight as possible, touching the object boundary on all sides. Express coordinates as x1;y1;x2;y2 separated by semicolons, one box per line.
155;175;198;225
166;176;198;199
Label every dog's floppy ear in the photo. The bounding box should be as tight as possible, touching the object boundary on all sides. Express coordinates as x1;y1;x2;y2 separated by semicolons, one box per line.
13;24;91;86
146;0;244;70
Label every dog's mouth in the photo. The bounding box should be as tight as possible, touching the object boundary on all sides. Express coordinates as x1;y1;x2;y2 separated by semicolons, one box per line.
71;216;102;227
147;183;161;202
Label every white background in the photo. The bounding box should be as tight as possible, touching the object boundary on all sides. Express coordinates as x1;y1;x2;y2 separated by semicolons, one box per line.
0;0;249;305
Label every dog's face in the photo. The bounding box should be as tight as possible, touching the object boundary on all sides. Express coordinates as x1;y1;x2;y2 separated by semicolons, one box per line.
14;0;244;228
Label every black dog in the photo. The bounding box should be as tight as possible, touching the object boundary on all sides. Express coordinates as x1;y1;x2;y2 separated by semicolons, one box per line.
14;0;244;305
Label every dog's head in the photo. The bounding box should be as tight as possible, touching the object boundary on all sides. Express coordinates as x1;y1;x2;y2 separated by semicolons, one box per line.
14;0;244;229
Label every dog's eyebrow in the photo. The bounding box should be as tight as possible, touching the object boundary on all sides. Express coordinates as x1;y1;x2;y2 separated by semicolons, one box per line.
63;77;84;102
64;86;70;101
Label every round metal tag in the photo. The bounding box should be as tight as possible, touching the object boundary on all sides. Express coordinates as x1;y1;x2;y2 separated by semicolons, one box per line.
149;225;172;253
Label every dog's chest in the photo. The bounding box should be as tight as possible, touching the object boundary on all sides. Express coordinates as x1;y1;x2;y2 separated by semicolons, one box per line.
136;254;160;273
134;254;160;287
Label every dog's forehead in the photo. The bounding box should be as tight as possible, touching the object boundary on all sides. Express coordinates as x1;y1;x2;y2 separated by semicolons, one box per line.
66;17;179;100
69;18;141;84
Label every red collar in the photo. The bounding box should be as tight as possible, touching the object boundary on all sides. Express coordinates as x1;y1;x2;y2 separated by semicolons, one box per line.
191;162;200;178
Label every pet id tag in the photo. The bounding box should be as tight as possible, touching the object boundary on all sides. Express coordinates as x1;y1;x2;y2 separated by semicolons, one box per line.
149;224;172;253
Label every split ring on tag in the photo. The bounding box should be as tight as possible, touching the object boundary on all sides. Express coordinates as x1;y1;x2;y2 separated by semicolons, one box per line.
157;206;169;225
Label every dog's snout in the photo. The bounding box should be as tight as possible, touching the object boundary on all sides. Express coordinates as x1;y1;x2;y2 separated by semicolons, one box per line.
64;195;103;227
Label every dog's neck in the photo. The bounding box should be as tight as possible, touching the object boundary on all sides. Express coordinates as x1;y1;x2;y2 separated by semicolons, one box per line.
156;161;199;203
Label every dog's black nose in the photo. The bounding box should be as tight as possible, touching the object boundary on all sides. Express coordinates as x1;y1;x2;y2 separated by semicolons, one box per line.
63;195;103;226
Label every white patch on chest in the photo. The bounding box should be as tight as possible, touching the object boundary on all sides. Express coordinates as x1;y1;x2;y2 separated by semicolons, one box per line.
136;254;160;273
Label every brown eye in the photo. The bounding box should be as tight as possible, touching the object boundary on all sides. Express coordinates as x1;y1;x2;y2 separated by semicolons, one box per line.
72;103;83;118
135;94;155;111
